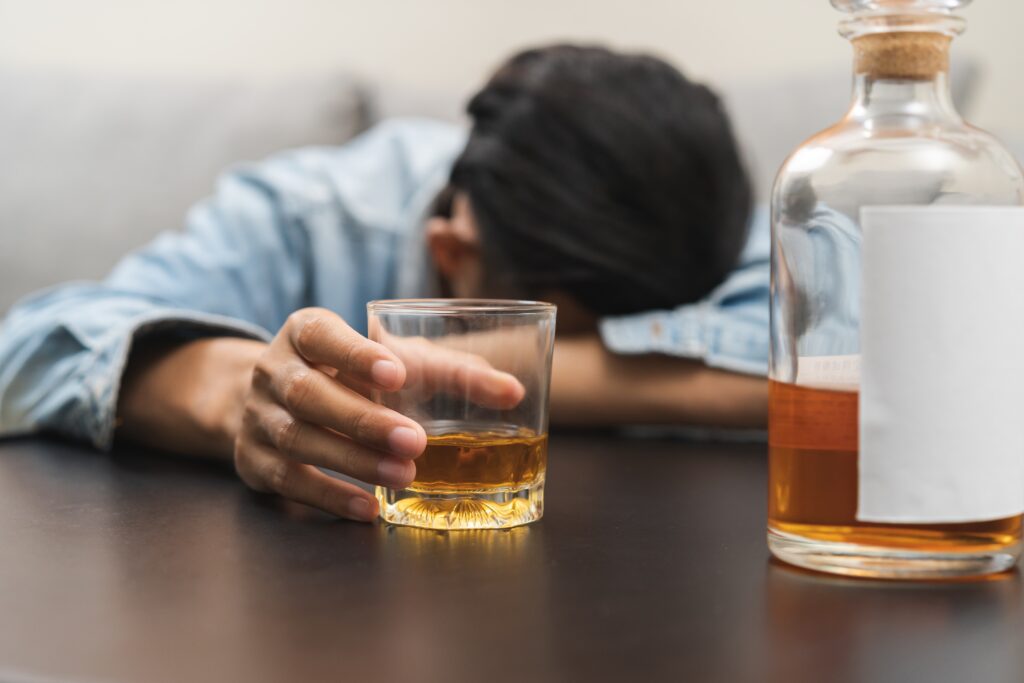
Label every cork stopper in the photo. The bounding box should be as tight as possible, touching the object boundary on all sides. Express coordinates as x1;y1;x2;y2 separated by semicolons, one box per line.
852;31;951;79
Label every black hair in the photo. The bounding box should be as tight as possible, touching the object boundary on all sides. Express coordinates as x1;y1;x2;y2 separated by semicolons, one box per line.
446;44;752;316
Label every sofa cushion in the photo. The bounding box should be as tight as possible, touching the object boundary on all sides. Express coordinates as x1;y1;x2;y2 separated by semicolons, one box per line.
0;69;368;312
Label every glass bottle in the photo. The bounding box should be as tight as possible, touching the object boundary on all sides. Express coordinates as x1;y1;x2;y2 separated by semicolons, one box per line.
768;0;1024;578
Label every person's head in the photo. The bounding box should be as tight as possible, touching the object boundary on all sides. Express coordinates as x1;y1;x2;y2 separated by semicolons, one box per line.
426;44;751;328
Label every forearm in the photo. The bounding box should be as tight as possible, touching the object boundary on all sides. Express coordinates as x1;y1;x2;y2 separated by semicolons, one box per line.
116;332;768;460
549;335;767;428
117;337;267;459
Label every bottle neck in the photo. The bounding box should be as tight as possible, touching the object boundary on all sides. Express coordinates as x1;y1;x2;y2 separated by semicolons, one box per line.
845;31;960;124
847;71;960;123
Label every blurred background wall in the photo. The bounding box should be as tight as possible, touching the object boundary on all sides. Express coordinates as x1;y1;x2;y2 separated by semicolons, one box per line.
1;0;1021;134
1;0;1021;310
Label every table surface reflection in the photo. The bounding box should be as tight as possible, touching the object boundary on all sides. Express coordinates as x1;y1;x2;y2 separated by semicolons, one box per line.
0;433;1020;683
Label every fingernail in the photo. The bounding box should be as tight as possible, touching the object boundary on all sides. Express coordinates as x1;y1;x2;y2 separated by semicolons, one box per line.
492;371;526;404
378;458;413;488
388;426;424;458
371;360;399;387
502;372;526;397
348;496;373;520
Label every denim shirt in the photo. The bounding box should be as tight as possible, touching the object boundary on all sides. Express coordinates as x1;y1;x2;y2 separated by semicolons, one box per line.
0;118;769;449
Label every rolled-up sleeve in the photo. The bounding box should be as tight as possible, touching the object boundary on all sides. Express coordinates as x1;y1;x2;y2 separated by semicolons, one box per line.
0;118;464;450
0;163;312;449
599;207;771;376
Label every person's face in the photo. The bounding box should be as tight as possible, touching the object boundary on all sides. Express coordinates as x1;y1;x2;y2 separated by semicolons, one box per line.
425;191;597;333
425;192;484;300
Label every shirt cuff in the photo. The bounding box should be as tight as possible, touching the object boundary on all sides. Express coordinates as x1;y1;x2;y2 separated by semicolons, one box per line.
82;310;273;451
599;307;768;377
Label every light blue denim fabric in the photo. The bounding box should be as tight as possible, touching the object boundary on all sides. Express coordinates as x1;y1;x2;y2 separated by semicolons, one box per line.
773;204;861;359
599;205;770;375
0;118;769;449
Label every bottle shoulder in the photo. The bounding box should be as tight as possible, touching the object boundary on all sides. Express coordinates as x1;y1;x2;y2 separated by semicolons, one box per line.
777;119;1020;176
772;119;1024;214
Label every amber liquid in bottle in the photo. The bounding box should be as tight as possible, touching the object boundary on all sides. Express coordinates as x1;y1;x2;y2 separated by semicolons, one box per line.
768;380;1021;553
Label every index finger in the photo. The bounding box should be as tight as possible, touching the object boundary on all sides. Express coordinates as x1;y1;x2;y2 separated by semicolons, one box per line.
286;308;405;391
403;341;526;410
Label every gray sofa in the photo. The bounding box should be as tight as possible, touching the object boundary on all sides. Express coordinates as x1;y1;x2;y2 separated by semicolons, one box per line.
0;61;984;313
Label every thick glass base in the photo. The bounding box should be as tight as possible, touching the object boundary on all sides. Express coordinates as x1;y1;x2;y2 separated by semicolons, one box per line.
768;526;1022;580
376;479;544;530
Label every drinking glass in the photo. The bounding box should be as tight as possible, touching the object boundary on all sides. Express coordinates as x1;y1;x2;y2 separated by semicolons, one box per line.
368;299;556;530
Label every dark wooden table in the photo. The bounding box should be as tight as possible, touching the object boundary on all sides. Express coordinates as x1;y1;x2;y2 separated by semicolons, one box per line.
0;433;1021;683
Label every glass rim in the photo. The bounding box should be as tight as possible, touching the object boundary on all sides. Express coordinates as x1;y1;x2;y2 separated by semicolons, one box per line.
367;298;556;315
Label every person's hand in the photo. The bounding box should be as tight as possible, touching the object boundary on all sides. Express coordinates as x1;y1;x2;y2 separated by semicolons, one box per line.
234;308;523;521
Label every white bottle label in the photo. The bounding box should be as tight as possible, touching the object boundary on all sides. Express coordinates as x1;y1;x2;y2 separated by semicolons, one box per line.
795;354;860;391
858;206;1024;523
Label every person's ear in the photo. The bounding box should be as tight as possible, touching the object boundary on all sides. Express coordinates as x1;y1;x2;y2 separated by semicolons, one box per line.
426;217;476;279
